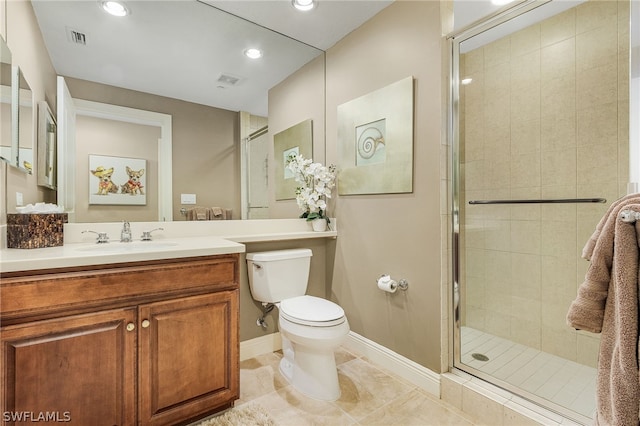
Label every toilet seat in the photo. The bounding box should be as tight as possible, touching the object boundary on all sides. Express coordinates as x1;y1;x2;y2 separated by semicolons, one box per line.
280;295;345;327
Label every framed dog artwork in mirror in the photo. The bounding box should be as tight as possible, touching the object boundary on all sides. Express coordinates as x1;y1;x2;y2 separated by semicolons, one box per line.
88;154;147;205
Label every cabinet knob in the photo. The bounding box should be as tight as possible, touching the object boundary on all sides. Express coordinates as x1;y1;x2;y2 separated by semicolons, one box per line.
141;319;150;328
126;322;135;332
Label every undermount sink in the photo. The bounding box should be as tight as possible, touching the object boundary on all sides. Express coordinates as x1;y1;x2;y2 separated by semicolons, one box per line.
74;241;179;253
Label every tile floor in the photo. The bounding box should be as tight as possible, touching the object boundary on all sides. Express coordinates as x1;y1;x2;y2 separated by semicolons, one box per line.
235;348;477;426
460;327;596;419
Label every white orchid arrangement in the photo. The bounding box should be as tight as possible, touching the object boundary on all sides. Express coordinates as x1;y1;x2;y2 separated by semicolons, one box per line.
286;153;337;223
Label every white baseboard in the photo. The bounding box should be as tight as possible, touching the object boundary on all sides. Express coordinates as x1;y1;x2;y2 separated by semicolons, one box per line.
239;333;282;361
343;331;440;397
238;331;440;398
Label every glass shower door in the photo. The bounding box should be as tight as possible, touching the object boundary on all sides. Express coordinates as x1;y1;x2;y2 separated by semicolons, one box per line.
452;0;630;422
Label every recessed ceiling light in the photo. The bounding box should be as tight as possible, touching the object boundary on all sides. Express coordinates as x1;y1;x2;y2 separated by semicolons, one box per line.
244;48;263;59
292;0;316;12
461;77;473;85
100;1;129;17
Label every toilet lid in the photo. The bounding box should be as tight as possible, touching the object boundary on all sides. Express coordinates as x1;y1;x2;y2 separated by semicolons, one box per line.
280;295;345;326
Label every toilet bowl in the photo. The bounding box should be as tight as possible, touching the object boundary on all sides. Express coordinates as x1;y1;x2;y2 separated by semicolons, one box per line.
245;249;350;401
278;295;350;400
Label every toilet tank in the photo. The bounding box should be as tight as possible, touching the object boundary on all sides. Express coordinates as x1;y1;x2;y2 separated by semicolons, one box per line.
246;248;312;303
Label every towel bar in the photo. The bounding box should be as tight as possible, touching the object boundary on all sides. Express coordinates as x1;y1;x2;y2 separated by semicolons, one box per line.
468;198;606;205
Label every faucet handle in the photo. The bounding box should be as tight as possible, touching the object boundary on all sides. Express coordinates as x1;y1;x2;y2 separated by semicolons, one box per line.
82;230;110;244
141;228;164;241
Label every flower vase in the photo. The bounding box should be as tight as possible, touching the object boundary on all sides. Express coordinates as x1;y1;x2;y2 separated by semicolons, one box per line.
311;218;327;232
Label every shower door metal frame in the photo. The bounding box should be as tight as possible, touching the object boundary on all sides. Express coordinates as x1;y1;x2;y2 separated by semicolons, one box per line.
448;1;593;423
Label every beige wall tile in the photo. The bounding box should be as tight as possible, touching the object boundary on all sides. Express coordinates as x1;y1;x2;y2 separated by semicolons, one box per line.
541;38;575;81
577;102;618;146
577;142;618;186
511;24;541;58
576;0;618;34
541;147;577;188
576;62;618;107
510;220;541;255
540;74;576;119
541;113;577;151
576;25;618;72
510;152;541;189
542;327;577;361
576;332;600;367
484;36;510;68
510;317;542;349
541;219;577;258
511;253;541;300
512;119;541;156
541;7;576;47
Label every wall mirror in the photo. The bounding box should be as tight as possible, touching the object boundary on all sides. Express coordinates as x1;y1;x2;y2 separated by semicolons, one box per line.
0;36;13;166
32;0;325;222
37;101;56;189
17;67;34;174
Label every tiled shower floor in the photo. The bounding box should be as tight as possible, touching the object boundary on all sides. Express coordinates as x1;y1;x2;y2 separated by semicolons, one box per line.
460;327;596;419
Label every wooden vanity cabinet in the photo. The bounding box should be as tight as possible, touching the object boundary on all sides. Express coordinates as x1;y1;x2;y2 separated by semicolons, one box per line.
0;254;240;426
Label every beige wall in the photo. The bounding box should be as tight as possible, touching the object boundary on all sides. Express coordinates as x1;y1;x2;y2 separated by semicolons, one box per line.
64;78;241;221
459;0;629;366
326;1;445;372
1;0;57;222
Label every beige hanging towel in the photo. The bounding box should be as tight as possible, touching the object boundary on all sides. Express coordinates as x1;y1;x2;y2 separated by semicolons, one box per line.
210;207;224;220
567;202;640;425
186;207;210;221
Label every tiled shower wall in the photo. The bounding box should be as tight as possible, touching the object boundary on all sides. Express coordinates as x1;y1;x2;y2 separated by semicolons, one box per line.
459;0;629;366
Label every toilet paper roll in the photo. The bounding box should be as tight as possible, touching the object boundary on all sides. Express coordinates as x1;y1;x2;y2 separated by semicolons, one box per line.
377;275;398;293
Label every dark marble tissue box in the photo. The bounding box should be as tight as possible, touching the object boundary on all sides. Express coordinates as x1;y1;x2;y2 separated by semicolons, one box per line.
7;213;68;249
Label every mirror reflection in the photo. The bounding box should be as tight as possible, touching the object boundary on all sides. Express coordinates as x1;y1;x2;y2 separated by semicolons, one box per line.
32;0;324;222
37;101;57;189
0;37;13;166
17;68;34;174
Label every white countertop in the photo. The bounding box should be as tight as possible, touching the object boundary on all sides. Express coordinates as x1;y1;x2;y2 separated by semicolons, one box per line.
0;236;245;273
0;219;337;273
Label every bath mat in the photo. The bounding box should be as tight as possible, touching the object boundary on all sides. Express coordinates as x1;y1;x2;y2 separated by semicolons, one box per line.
193;403;277;426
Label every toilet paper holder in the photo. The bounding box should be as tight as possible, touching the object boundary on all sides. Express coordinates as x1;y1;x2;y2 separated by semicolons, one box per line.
377;274;409;292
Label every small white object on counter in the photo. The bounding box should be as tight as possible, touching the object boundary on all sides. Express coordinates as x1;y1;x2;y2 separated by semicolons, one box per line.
15;203;65;214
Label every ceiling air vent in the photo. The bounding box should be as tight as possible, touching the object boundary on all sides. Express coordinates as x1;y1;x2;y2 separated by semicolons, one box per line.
66;27;87;45
216;73;244;88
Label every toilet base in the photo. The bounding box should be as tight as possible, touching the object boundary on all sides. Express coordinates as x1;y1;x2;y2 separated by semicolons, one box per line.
279;347;341;401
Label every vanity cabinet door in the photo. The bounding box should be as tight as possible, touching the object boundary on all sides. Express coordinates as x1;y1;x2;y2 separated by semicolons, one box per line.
0;308;136;426
138;290;239;426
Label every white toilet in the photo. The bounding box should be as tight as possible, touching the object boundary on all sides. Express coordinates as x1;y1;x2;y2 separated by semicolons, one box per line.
246;248;349;401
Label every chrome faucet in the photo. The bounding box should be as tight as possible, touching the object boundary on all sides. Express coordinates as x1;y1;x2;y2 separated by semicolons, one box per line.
82;230;109;244
141;227;164;241
120;221;132;242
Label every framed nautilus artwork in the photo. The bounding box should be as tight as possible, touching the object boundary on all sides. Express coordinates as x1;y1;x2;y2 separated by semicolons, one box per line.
337;76;414;195
274;119;313;200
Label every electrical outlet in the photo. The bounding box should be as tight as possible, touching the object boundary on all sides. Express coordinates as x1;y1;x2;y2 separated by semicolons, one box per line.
181;193;196;205
16;192;23;206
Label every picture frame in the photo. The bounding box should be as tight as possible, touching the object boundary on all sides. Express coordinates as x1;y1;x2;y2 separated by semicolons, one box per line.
273;119;313;200
88;154;147;205
337;76;414;195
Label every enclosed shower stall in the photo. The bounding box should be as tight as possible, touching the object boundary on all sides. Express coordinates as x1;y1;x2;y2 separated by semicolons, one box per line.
450;0;633;423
